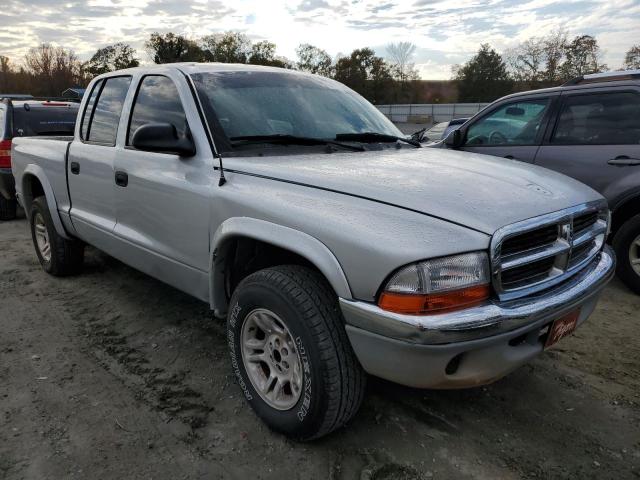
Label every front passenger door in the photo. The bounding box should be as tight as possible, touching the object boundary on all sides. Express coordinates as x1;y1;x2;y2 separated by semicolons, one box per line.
112;74;214;300
458;96;555;163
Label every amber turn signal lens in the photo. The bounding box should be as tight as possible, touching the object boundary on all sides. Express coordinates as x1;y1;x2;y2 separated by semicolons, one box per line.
378;284;491;315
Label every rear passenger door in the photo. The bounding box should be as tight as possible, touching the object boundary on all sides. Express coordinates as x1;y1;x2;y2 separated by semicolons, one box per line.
534;89;640;205
68;76;131;244
458;95;557;163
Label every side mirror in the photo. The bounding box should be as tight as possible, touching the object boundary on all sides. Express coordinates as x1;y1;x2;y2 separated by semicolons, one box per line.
131;123;196;157
444;128;463;148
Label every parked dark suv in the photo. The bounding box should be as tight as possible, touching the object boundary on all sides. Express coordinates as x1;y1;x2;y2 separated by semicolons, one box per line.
437;70;640;293
0;97;79;220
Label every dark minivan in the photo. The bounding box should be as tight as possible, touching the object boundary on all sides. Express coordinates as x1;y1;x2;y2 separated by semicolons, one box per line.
0;98;79;220
436;70;640;293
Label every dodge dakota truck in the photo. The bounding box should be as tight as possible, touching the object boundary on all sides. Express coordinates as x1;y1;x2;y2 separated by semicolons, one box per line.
11;63;615;440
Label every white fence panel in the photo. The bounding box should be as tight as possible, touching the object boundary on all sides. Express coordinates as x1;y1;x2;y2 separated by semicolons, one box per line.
376;103;490;123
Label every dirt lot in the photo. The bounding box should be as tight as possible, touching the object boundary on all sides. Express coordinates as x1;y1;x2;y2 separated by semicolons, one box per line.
1;215;639;480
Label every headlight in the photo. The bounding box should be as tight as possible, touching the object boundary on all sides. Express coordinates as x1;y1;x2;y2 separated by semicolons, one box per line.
378;252;491;315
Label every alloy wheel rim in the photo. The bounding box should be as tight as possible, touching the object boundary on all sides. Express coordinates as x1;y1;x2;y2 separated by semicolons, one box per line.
34;213;51;262
240;308;303;411
630;234;640;276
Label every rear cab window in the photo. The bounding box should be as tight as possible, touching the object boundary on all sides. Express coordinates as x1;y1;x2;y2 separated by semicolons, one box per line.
81;76;132;146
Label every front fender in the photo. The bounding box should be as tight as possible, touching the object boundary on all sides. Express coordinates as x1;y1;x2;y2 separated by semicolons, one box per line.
210;217;352;313
21;164;70;239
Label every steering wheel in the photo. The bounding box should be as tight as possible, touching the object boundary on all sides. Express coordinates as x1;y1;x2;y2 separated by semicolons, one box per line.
488;130;508;145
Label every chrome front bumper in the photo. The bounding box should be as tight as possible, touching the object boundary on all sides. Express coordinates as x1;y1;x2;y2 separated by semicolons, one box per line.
340;247;615;388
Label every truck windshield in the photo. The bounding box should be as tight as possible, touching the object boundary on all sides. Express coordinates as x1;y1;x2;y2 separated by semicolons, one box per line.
190;71;403;152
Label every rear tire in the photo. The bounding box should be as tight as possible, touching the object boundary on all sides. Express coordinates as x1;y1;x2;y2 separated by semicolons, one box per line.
227;265;366;440
613;214;640;294
0;194;17;221
30;196;84;276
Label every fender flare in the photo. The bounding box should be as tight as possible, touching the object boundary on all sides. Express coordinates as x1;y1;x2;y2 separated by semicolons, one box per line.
209;217;353;313
21;164;70;239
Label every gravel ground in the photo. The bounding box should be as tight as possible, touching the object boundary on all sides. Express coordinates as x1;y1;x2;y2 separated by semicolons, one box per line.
1;214;639;480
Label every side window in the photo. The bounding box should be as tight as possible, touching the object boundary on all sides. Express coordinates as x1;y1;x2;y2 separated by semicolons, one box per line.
85;76;131;145
551;92;640;145
127;75;187;146
80;79;102;140
465;98;551;146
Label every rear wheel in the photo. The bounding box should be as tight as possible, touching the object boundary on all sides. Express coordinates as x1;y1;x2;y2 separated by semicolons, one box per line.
0;194;17;221
30;196;84;276
227;265;366;440
613;214;640;294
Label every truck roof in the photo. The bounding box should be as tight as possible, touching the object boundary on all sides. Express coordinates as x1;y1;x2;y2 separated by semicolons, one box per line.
96;62;317;79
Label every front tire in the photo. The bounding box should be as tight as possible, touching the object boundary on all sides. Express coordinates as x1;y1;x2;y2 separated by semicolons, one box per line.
30;196;84;276
227;265;366;440
613;214;640;294
0;194;17;221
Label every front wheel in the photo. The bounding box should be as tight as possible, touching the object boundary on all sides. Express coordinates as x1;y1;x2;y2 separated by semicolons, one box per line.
613;214;640;294
227;265;366;440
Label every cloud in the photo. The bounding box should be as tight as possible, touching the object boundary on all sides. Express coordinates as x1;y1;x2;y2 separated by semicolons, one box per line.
0;0;636;79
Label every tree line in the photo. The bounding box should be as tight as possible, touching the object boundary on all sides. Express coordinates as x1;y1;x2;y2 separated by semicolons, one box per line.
454;31;640;102
1;30;639;104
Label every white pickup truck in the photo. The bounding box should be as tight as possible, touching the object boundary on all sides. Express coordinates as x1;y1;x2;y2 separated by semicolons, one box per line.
11;63;615;440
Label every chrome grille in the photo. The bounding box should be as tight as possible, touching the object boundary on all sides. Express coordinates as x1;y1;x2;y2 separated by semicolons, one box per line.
491;202;608;301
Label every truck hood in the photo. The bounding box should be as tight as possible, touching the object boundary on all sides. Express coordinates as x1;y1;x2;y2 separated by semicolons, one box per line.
224;147;603;234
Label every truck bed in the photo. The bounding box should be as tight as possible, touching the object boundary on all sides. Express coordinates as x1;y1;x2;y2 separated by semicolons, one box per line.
11;136;73;215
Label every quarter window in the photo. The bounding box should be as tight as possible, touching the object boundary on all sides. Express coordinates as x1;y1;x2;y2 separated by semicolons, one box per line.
84;76;131;145
465;98;551;146
551;92;640;145
127;75;188;145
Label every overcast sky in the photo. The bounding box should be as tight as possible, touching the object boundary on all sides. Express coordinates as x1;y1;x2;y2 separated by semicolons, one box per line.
1;0;638;79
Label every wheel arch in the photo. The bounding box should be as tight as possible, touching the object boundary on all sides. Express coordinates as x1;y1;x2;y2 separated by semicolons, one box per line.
611;191;640;240
210;217;353;315
21;165;70;239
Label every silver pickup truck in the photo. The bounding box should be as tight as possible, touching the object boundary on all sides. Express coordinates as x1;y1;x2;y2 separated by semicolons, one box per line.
11;63;615;440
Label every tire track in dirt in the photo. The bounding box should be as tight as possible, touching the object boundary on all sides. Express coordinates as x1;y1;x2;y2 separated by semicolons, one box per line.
32;252;217;432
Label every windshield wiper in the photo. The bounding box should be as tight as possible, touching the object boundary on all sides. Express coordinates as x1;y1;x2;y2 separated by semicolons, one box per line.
335;132;421;147
230;134;365;152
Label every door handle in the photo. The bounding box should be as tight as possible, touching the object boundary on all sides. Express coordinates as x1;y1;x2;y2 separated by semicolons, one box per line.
608;155;640;166
70;161;80;174
115;171;128;187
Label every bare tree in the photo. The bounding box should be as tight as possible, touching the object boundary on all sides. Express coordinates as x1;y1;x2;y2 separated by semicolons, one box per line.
386;42;418;83
0;55;12;91
24;44;85;96
505;37;546;83
624;45;640;70
542;29;568;83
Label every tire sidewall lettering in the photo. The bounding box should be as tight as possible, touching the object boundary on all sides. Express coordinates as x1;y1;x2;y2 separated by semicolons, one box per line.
228;302;253;402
